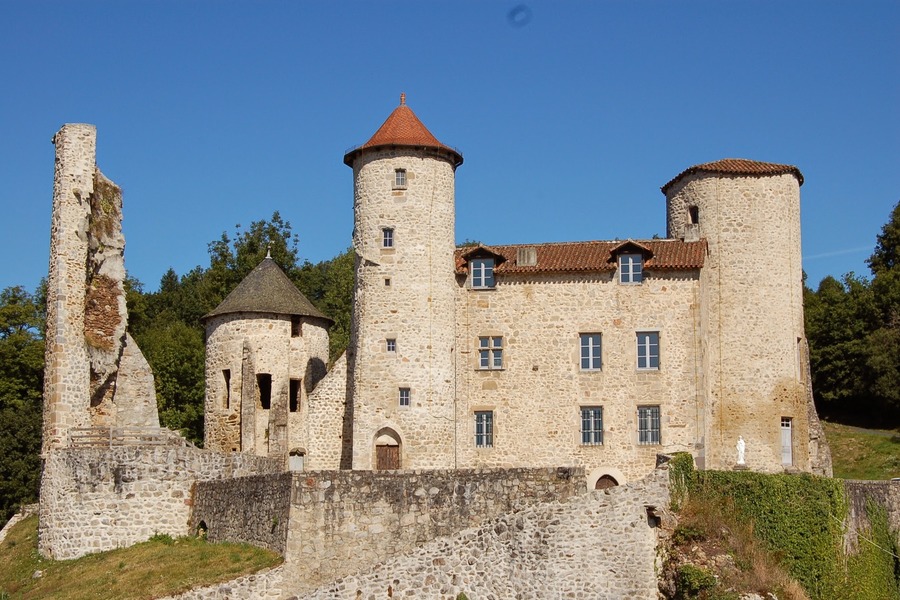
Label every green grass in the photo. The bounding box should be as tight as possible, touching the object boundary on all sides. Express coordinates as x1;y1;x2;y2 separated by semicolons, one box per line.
822;421;900;480
0;515;282;600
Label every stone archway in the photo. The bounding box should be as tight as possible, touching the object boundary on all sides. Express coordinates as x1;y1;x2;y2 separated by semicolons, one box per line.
374;428;401;470
288;448;306;471
586;467;627;491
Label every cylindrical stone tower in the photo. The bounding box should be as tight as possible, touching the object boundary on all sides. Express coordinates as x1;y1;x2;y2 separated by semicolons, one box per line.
343;94;463;470
663;159;816;473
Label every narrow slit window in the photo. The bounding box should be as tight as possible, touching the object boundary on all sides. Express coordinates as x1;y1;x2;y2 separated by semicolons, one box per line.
289;378;300;412
257;373;272;410
222;369;231;409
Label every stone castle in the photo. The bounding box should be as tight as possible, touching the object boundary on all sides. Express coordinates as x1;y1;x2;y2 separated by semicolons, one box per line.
34;97;834;598
202;94;831;484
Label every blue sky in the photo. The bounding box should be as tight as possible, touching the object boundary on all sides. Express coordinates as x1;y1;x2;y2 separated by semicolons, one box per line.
2;1;897;294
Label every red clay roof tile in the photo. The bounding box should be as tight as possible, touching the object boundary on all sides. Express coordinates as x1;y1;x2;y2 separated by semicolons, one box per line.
344;94;463;166
661;158;803;193
455;240;706;275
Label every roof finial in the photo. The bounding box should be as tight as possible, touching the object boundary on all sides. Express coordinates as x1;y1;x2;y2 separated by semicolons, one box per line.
266;244;272;259
400;92;406;106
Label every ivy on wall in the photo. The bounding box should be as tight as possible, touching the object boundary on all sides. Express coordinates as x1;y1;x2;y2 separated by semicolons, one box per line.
670;459;900;600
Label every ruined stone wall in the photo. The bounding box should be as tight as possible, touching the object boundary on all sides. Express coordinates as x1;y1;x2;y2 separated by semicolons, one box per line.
667;173;812;473
43;124;97;454
348;149;458;470
454;269;702;483
43;124;158;456
281;467;584;595
38;446;281;559
204;312;329;460
191;473;292;554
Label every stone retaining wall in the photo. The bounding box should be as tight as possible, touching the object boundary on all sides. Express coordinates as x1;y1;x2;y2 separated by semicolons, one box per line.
38;445;281;559
844;479;900;549
282;467;584;594
191;473;292;554
303;466;670;599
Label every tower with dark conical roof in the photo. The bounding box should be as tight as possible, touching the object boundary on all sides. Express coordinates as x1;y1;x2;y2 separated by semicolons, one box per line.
343;94;462;470
202;255;333;464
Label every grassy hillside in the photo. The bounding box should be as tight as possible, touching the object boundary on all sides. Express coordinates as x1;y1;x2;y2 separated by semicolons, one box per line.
822;421;900;480
0;516;282;600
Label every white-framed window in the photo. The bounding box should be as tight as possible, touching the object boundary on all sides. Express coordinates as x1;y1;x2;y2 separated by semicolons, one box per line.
478;336;503;370
471;258;495;289
475;410;494;448
638;405;661;445
394;168;407;188
580;333;602;370
399;387;410;408
382;227;394;248
637;331;660;370
386;338;396;352
580;406;603;445
619;253;643;284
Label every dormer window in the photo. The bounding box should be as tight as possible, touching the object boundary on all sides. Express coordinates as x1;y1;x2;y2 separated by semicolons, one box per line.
619;253;643;284
471;258;495;289
394;169;407;189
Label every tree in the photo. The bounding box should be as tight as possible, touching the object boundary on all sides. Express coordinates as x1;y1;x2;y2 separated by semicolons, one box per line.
0;286;44;521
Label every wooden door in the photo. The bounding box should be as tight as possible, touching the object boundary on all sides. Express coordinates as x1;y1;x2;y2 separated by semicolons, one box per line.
376;445;400;470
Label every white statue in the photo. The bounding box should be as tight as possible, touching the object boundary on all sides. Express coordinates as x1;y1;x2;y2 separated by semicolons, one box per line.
736;436;746;465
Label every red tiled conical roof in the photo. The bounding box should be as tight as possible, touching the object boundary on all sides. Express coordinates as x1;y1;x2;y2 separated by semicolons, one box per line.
661;158;803;193
344;94;463;166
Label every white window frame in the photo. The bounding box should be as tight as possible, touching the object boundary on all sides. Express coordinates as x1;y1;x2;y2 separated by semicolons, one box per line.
471;258;495;289
394;168;407;188
619;253;643;284
637;331;660;370
580;333;602;371
478;336;503;370
580;406;603;445
386;338;396;352
399;387;410;408
781;417;793;466
638;405;661;445
475;410;494;448
382;227;394;249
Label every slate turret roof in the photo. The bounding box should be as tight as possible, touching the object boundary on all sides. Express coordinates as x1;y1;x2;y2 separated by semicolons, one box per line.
344;93;463;167
203;257;332;324
661;158;803;193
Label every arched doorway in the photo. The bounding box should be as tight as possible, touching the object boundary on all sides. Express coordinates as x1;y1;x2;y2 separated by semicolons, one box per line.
374;428;401;470
594;474;619;490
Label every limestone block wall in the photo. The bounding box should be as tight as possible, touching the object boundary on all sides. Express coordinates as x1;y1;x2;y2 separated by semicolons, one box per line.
666;173;810;473
454;270;701;483
301;466;670;600
158;566;286;600
191;473;292;553
281;467;584;594
348;149;458;470
205;313;329;459
38;446;281;559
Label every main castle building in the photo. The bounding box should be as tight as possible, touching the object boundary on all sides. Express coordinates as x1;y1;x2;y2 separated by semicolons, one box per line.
202;95;831;486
